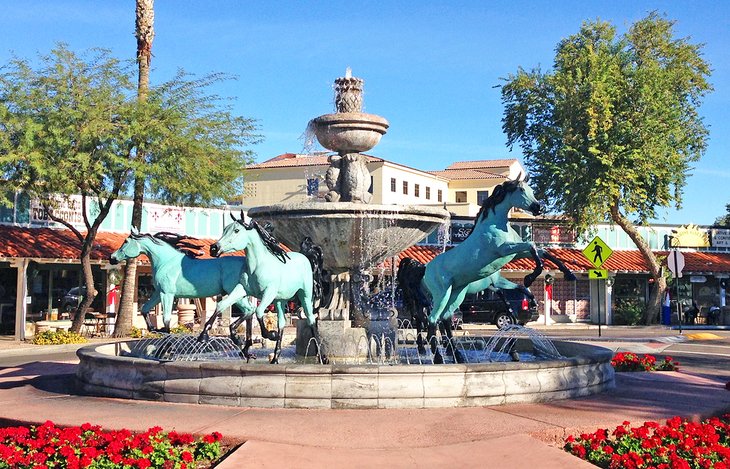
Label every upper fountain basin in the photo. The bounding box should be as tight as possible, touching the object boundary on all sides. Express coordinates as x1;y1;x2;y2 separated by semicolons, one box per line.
248;202;449;272
313;112;390;154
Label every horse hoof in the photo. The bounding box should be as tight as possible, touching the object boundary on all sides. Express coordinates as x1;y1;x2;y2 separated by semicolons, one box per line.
433;354;444;365
319;355;329;365
510;350;520;362
197;332;209;343
417;345;427;354
454;351;466;364
269;358;279;364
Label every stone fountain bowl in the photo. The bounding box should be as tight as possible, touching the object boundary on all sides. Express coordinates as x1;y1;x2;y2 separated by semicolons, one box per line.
313;112;390;154
248;202;449;272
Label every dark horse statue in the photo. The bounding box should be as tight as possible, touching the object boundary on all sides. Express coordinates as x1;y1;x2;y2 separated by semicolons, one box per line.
397;176;576;363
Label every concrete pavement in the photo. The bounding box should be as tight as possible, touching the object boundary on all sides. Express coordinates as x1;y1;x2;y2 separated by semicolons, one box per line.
0;329;729;468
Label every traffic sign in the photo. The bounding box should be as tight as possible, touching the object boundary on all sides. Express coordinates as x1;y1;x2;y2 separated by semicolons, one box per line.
667;249;685;278
588;269;608;279
582;236;613;268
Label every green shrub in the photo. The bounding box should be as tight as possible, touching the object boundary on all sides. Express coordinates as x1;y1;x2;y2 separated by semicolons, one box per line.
613;298;644;325
31;330;87;345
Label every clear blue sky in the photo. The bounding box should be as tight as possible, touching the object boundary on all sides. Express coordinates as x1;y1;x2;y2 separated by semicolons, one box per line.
2;1;728;225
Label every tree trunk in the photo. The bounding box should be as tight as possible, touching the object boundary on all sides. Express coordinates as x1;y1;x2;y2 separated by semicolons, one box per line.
114;0;154;337
610;201;666;325
71;239;98;333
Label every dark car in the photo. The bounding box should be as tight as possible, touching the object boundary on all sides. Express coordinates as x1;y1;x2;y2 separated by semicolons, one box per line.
457;288;538;328
61;287;87;312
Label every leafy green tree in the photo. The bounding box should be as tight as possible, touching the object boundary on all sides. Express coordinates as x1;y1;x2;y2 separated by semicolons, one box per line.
501;13;712;324
714;203;730;227
0;46;138;333
1;45;259;333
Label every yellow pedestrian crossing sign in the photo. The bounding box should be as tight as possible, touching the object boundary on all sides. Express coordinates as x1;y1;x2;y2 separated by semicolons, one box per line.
582;236;612;268
589;269;608;279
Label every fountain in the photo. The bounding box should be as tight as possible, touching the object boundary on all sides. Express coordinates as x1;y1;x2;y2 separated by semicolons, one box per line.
76;71;615;408
248;68;449;361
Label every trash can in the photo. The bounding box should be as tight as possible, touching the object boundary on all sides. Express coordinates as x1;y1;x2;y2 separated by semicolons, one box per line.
661;305;671;325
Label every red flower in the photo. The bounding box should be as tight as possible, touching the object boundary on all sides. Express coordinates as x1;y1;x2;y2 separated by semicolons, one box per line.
181;450;194;462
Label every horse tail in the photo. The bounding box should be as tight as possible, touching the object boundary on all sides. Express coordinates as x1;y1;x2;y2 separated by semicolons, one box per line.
397;257;427;316
300;237;325;303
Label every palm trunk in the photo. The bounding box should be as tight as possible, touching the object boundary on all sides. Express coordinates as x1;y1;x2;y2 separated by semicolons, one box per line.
114;0;154;337
610;200;666;325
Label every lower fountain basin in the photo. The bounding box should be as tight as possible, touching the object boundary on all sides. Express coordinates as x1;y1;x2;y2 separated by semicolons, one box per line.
76;339;615;409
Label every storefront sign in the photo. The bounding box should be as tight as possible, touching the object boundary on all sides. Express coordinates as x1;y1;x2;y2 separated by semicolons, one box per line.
711;228;730;248
532;224;575;244
147;206;185;233
671;224;710;247
690;276;707;283
450;224;473;244
30;195;85;227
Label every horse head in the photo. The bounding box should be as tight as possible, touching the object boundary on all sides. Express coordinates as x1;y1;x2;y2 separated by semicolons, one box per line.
508;174;542;216
110;232;143;264
210;211;254;257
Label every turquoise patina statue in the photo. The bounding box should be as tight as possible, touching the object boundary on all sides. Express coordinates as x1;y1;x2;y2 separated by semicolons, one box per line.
202;213;326;364
110;228;262;359
399;176;575;363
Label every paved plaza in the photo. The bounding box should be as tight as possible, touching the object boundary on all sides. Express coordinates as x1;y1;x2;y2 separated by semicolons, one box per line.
0;328;729;468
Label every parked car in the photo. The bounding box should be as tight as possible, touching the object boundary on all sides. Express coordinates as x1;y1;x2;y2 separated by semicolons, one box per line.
457;288;538;328
61;287;87;312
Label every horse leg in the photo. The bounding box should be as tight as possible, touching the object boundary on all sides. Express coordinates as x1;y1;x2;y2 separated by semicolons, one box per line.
139;292;161;333
269;302;287;364
199;284;248;342
523;245;543;287
539;249;577;281
427;322;443;364
160;293;174;333
232;299;257;360
415;308;427;354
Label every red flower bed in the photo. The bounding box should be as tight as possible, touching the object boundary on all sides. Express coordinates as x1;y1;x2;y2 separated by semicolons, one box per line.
565;414;730;468
0;421;223;468
611;352;680;372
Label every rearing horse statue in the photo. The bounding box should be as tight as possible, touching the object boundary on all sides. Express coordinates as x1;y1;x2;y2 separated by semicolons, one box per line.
398;175;576;363
201;213;326;364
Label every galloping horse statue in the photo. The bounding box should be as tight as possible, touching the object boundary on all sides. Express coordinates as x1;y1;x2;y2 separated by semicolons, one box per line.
201;213;326;364
110;228;261;360
398;175;575;363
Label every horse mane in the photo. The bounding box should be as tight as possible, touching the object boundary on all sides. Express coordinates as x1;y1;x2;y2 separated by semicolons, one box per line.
462;178;522;241
247;220;290;263
153;232;205;258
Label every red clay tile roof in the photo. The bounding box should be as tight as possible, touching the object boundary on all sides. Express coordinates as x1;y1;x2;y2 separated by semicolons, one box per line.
0;226;223;263
249;153;383;169
427;169;507;181
445;159;517;170
3;226;730;275
388;246;730;274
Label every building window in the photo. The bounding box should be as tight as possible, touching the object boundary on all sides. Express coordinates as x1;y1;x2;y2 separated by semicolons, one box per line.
414;184;420;197
425;186;431;200
437;189;442;202
306;178;319;196
390;178;396;192
403;181;408;195
455;191;467;203
477;190;489;205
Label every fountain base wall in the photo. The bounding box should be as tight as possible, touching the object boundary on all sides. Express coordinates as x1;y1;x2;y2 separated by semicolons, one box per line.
76;340;615;409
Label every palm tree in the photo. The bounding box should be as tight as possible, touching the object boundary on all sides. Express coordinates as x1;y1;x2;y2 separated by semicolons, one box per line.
115;0;154;337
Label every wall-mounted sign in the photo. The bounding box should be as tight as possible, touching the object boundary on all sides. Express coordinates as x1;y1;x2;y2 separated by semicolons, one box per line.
147;206;185;234
30;195;85;227
533;224;575;244
711;228;730;248
690;276;707;283
671;224;710;247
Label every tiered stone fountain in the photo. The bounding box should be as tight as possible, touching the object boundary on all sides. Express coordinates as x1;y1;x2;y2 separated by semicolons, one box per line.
249;69;449;360
75;71;615;409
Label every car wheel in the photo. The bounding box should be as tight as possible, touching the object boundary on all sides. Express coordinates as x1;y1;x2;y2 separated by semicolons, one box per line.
495;313;515;330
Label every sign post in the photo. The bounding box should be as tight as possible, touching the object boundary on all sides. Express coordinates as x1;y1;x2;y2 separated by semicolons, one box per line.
582;236;613;337
667;249;685;333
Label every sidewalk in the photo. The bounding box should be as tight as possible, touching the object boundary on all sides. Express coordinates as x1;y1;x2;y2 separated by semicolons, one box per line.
0;334;729;468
